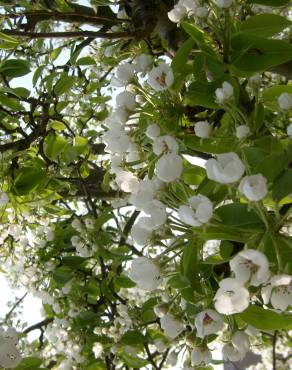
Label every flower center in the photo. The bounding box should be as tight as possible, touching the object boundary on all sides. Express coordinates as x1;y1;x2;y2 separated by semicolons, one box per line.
243;259;258;274
155;72;167;87
203;313;214;326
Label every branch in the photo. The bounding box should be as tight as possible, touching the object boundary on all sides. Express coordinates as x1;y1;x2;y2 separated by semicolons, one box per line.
1;29;134;40
23;317;54;334
0;292;27;325
273;330;278;370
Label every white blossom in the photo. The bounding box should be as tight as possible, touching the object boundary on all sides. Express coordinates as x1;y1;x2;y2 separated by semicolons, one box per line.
191;347;212;366
262;274;292;311
115;170;140;193
115;91;136;111
0;342;21;369
148;63;174;91
156;153;183;182
215;81;234;104
160;313;184;338
128;257;161;291
239;174;268;201
178;195;213;227
92;343;103;359
153;135;179;155
195;309;224;338
0;191;9;206
194;121;212;138
236;125;251;139
143;200;168;229
205;152;245;184
230;249;270;286
168;4;186;23
111;63;135;87
154;303;168;318
133;54;152;73
131;219;152;246
214;278;250;314
278;92;292;110
146;123;160;139
216;0;234;9
223;331;250;362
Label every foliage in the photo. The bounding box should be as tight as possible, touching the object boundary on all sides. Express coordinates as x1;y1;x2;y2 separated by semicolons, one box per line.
0;0;291;369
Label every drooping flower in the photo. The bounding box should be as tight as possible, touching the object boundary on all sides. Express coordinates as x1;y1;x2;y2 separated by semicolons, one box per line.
262;274;292;311
128;257;161;291
236;125;250;140
215;81;234;104
222;331;250;362
216;0;234;9
205;152;245;184
230;249;270;286
115;170;140;193
133;54;152;74
160;313;184;338
115;91;136;111
178;195;213;227
156;153;183;182
194;121;212;138
195;309;224;338
146;123;160;139
278;92;292;110
153;135;179;155
92;343;103;359
148;63;174;91
0;191;9;206
214;278;250;314
111;63;135;87
131;219;152;246
0;342;22;369
239;174;268;201
191;347;212;366
168;3;186;23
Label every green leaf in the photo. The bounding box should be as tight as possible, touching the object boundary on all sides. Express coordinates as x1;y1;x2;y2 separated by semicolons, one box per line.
231;34;292;73
12;167;46;195
255;152;290;182
215;203;264;229
76;56;96;65
185;80;218;108
181;22;217;59
0;59;30;78
62;256;86;268
182;164;206;185
52;266;73;285
0;93;24;111
272;169;292;201
246;0;291;6
115;275;136;288
120;330;146;345
184;135;235;154
54;75;76;95
14;357;42;370
168;273;190;289
0;32;19;44
239;305;292;331
44;133;68;160
172;37;194;73
239;14;291;38
262;85;292;111
120;353;149;368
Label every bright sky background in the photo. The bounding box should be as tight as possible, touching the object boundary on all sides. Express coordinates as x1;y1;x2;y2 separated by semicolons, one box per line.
0;0;223;367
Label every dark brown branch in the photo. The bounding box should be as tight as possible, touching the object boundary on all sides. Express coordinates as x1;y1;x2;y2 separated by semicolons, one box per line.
3;11;129;27
1;29;134;40
23;317;54;334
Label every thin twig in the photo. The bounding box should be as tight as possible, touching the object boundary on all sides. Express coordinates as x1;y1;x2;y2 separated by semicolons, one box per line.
2;29;134;40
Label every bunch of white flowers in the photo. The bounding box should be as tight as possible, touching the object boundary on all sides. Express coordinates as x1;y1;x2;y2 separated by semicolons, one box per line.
0;328;22;369
168;0;208;23
128;257;161;291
